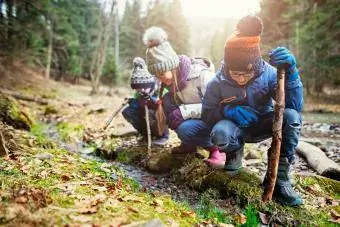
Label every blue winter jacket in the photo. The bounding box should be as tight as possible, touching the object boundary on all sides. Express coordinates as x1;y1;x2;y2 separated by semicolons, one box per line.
201;60;303;128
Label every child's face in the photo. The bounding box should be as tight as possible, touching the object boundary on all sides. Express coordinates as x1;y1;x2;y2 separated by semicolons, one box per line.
156;71;173;86
136;87;151;94
229;70;255;86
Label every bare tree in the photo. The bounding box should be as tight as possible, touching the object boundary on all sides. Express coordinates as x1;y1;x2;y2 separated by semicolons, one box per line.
89;0;116;95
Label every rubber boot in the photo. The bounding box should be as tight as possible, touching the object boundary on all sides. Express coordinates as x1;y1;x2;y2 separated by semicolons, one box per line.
223;147;244;173
171;143;197;154
152;136;168;146
152;127;169;146
272;157;303;206
204;147;226;169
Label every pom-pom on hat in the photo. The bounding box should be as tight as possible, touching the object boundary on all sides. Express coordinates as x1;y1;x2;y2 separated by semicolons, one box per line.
143;26;179;75
224;15;263;71
130;57;155;89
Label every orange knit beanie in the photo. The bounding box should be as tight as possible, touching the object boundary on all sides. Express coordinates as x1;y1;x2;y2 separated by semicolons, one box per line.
224;15;263;71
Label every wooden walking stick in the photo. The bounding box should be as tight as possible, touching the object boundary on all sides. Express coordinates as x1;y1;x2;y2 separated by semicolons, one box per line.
262;66;285;202
144;104;152;153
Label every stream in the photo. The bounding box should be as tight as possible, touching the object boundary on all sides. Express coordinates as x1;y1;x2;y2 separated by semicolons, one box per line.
44;124;202;209
43;112;340;212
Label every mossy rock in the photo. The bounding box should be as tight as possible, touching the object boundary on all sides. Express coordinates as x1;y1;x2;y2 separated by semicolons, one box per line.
0;92;33;130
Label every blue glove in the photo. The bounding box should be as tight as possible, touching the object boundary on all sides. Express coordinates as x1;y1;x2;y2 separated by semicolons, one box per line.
223;105;259;128
269;47;299;82
128;98;139;109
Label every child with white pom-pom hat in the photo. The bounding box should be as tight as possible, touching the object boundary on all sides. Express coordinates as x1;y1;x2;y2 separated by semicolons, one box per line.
143;26;226;169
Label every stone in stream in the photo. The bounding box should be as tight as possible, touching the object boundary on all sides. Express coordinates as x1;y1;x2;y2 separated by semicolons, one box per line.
244;150;260;160
112;126;138;137
35;152;53;160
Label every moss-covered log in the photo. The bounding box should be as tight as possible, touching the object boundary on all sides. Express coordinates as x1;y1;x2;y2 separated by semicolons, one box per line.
104;144;340;226
0;92;33;130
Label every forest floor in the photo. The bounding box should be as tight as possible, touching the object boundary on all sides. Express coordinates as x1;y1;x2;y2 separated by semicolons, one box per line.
0;62;339;226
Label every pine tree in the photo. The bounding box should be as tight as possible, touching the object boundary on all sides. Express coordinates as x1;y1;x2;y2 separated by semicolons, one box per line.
119;0;144;68
166;0;190;55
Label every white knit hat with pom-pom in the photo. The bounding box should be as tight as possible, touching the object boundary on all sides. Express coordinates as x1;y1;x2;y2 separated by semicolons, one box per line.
143;27;179;75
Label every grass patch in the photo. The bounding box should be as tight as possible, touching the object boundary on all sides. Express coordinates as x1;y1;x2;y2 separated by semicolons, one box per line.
242;205;259;227
196;189;232;224
56;122;84;142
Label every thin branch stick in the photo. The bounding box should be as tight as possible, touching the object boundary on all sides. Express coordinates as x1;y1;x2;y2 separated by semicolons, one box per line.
144;104;151;153
262;67;285;202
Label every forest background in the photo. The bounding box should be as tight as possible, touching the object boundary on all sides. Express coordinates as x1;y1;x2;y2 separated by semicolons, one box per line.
0;0;339;97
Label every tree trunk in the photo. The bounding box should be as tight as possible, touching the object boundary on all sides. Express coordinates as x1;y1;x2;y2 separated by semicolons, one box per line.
45;20;53;79
262;68;285;202
90;1;115;95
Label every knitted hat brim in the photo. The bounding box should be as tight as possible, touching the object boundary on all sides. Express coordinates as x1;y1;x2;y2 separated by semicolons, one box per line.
148;57;180;75
131;82;155;89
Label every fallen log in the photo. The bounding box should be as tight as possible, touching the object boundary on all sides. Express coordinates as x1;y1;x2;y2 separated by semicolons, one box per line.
0;88;48;105
296;141;340;181
0;92;33;130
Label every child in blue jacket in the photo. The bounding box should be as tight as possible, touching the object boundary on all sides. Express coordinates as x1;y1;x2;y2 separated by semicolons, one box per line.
202;16;304;206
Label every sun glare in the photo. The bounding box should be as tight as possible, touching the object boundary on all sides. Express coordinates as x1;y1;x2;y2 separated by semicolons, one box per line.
182;0;261;19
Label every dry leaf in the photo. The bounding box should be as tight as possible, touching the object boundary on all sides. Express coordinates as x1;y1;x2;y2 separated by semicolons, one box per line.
69;214;92;222
152;199;163;207
79;206;98;214
124;195;143;203
15;196;28;204
234;213;247;225
306;184;324;196
330;209;340;219
181;210;196;218
168;219;179;227
61;175;71;181
127;206;139;213
155;206;164;213
259;212;270;225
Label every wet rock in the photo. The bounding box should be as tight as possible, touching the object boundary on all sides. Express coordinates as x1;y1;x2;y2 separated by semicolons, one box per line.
35;152;53;160
245;151;260;160
147;151;173;174
112;126;138;137
244;159;262;166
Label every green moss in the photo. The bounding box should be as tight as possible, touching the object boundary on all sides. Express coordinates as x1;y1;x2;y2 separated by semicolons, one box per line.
196;189;232;224
44;105;58;115
30;123;56;148
50;189;75;208
0;92;33;130
56;122;84;142
296;175;340;196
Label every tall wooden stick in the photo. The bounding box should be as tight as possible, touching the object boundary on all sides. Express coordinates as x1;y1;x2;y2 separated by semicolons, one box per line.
144;104;151;153
262;67;285;202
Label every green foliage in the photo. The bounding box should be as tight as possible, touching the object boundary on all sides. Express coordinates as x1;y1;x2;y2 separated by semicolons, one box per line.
196;189;231;224
119;0;191;77
259;0;340;93
102;50;120;85
242;205;259;227
56;122;84;142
